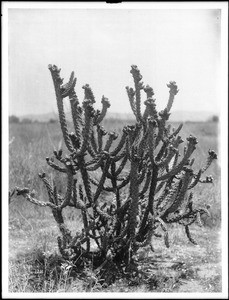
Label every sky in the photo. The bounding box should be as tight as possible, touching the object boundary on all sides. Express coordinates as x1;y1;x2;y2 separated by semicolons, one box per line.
7;4;222;116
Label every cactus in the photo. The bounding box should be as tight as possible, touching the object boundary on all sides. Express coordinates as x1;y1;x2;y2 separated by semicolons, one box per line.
14;64;217;283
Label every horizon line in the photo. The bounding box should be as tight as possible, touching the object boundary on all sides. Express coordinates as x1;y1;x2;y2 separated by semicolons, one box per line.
9;109;220;117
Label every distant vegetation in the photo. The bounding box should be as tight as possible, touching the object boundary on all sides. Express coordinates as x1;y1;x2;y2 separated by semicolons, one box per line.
9;115;58;124
9;115;34;124
9;115;20;124
210;115;219;123
9;111;217;124
21;118;32;124
48;118;58;123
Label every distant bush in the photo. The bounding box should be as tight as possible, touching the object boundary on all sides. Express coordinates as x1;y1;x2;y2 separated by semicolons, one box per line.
212;115;219;122
49;118;57;123
9;115;20;124
21;118;32;124
209;115;219;123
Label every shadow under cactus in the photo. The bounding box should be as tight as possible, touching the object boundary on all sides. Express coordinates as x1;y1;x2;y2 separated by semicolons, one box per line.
13;65;217;285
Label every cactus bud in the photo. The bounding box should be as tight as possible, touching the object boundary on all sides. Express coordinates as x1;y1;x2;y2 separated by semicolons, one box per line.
176;136;184;144
98;125;107;136
126;86;135;97
130;65;143;83
205;175;213;183
159;109;171;120
82;84;96;103
208;150;217;160
69;132;81;149
38;172;46;179
148;117;158;127
101;95;111;108
182;166;194;175
108;131;118;140
167;81;179;95
58;149;63;157
186;135;198;145
144;85;154;97
15;187;30;196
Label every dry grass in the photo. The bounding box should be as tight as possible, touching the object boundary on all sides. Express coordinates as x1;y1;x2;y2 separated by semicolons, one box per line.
8;119;221;293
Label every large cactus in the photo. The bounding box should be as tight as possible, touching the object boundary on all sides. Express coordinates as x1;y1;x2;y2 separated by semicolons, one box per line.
14;65;217;282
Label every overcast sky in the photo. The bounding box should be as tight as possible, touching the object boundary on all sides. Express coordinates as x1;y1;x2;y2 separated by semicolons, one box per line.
8;5;221;116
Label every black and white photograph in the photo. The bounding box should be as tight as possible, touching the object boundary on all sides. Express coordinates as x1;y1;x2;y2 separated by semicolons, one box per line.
2;1;228;298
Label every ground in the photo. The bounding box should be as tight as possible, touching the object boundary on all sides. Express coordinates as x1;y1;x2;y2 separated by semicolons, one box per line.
8;213;222;293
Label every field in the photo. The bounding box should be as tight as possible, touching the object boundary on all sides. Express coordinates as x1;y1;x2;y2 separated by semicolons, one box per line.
8;119;221;294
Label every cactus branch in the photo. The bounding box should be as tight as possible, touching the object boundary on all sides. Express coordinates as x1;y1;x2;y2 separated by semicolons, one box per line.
48;65;75;153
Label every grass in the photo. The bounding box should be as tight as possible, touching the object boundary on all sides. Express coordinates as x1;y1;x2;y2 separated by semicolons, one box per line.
8;225;221;293
8;119;221;293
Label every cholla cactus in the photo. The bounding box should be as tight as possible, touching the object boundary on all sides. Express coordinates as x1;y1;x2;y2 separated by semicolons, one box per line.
14;64;217;282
